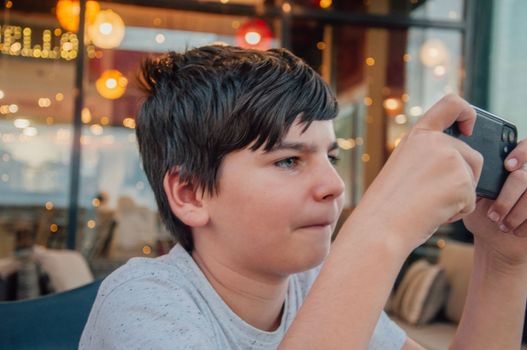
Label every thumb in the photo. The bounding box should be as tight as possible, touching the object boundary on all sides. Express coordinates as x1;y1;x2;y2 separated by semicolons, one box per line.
416;94;476;136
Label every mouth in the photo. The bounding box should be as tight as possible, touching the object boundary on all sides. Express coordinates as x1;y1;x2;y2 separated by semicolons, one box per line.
298;221;334;230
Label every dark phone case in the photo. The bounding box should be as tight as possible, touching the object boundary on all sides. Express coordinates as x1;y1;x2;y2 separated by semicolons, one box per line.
444;106;518;199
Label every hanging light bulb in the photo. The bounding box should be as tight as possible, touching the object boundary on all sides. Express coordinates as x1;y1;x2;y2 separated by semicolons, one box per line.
56;0;100;32
89;9;125;49
96;70;128;99
236;19;273;50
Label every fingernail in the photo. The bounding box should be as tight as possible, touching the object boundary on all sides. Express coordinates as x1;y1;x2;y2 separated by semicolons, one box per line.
506;158;518;169
499;224;510;233
488;211;500;223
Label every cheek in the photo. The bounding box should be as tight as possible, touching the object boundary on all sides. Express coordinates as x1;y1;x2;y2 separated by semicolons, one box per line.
213;174;299;239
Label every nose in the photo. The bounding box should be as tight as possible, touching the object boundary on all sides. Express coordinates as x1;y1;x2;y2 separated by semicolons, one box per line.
313;158;345;202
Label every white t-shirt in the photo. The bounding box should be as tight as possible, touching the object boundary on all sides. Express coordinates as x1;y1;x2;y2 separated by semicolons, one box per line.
80;244;406;349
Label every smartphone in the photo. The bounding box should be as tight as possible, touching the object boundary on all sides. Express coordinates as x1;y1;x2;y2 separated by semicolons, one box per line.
443;105;518;199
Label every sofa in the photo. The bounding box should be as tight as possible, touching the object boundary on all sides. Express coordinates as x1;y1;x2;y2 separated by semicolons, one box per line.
388;240;527;350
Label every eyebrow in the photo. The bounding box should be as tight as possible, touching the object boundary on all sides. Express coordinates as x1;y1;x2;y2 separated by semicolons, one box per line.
267;141;339;153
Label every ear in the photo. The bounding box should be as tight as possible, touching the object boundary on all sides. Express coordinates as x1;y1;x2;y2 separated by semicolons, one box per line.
163;168;210;228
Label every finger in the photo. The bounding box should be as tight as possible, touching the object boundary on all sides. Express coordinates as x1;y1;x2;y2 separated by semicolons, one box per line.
450;136;485;187
416;94;476;135
503;191;527;233
505;138;527;172
513;217;527;237
487;169;527;231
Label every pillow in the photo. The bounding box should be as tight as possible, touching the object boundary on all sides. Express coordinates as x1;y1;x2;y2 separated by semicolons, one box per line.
390;259;449;325
437;241;474;323
33;245;94;292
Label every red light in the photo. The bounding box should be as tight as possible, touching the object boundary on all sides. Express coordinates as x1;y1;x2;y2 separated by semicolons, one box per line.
236;19;273;50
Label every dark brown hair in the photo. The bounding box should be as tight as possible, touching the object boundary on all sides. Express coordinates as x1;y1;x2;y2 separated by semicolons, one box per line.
136;45;338;251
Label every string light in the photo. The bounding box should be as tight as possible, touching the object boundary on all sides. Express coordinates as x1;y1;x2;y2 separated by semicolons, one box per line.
100;116;110;125
336;138;356;150
420;39;448;67
155;33;165;44
90;124;103;135
122;117;136;129
82;107;92;123
14;119;30;128
394;114;408;125
433;65;447;77
409;106;423;117
38;98;51;107
383;97;403;117
23;127;38;136
45;202;54;210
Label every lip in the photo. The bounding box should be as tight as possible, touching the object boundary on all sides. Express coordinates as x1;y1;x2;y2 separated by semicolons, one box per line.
298;221;334;229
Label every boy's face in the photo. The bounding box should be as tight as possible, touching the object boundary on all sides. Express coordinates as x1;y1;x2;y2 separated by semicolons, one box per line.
196;118;345;278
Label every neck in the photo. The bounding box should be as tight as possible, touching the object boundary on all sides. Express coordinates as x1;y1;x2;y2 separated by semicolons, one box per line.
192;248;289;332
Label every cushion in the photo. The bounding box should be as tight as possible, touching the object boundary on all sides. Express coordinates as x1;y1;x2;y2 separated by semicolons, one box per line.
390;259;449;325
33;246;94;292
437;241;474;323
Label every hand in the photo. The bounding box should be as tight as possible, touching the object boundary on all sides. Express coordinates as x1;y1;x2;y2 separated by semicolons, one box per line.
354;95;484;252
463;138;527;267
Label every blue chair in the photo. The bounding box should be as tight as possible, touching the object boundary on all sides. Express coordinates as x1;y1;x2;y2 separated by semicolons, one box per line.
0;279;102;350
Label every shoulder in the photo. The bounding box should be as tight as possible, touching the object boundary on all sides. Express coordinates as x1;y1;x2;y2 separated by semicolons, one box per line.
80;247;216;349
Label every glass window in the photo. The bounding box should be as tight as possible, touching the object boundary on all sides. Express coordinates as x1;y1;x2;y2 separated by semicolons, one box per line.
0;0;467;269
332;25;463;205
1;3;76;255
78;2;282;260
489;0;527;138
334;0;465;22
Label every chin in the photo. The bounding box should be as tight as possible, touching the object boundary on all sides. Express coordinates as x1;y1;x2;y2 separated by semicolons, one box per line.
286;241;330;274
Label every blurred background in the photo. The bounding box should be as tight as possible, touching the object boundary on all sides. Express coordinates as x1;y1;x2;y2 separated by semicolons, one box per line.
0;0;526;289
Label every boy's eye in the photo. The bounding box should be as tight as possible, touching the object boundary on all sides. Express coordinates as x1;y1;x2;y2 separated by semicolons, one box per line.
329;154;340;166
275;157;299;169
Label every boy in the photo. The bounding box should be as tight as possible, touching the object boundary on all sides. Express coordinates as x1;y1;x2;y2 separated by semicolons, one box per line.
80;45;527;349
